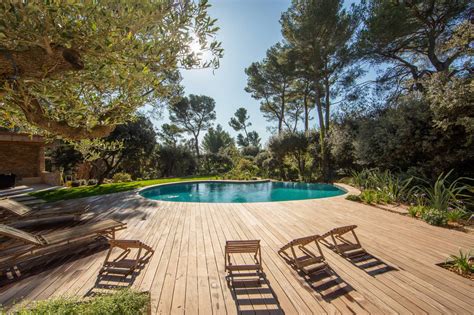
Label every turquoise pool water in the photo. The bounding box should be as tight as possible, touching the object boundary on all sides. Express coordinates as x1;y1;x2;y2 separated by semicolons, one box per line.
139;181;345;203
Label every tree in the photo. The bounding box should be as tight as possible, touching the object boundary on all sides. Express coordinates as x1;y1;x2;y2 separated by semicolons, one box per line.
158;124;183;147
0;1;223;139
358;0;471;91
281;0;358;180
245;43;296;134
229;107;261;148
202;124;234;154
77;116;157;184
169;94;216;158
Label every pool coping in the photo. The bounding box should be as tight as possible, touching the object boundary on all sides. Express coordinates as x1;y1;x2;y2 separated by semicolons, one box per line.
136;179;350;203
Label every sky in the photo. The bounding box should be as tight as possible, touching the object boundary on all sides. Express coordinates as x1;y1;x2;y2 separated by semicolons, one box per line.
158;0;363;143
165;0;292;143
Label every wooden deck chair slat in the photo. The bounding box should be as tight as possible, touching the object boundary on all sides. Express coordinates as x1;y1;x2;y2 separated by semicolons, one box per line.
42;219;126;244
0;224;45;245
0;199;32;217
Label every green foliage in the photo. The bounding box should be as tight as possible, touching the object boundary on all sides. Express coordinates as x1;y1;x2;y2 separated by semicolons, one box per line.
224;159;259;180
407;205;429;218
13;289;149;314
268;131;314;181
335;94;474;178
446;250;474;275
350;169;413;203
359;189;393;205
30;175;218;202
169;94;217;157
157;124;183;147
112;172;132;183
202;124;234;154
421;209;448;226
0;1;222;139
445;209;467;223
415;171;472;212
358;0;470;91
155;145;197;178
346;194;361;202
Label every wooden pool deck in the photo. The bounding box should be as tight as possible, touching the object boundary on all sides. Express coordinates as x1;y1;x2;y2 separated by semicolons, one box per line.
1;187;473;314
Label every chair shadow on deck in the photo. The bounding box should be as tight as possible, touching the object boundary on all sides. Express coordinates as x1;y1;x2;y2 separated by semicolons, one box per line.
344;251;397;277
227;272;284;315
85;241;153;297
279;251;354;302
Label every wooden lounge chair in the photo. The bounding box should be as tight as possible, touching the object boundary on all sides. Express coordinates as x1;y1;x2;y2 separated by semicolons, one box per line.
100;240;154;277
0;198;87;225
278;234;328;275
225;240;263;283
320;225;366;258
0;219;126;276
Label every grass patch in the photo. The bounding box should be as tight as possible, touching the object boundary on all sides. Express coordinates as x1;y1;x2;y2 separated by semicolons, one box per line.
7;289;150;314
31;175;219;202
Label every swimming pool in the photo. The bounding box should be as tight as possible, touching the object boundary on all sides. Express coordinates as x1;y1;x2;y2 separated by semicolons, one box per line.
139;181;346;203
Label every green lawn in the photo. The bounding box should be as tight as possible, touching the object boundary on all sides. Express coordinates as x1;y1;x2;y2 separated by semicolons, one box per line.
31;175;219;202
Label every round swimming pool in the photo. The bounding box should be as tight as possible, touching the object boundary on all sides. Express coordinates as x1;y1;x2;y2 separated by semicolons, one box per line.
139;181;346;203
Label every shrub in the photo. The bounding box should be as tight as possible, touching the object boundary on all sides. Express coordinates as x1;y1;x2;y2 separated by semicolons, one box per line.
14;289;149;314
112;172;132;183
359;189;394;205
445;209;467;223
346;194;361;202
87;179;98;186
407;205;429;218
415;171;472;212
446;250;473;275
421;208;448;226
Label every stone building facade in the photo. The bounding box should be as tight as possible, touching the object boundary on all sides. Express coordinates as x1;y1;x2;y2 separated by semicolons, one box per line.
0;132;60;186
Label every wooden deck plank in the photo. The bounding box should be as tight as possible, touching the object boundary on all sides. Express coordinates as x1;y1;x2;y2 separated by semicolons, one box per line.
1;190;473;314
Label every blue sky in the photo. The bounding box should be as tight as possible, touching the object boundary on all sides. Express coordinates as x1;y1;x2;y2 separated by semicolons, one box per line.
159;0;363;143
171;0;291;143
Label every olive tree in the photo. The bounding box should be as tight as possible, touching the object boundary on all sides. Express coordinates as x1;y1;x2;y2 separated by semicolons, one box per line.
0;1;222;139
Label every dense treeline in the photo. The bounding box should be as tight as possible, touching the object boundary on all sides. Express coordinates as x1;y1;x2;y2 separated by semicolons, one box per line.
49;0;473;186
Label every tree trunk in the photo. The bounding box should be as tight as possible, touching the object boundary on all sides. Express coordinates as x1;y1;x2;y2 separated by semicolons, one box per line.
11;85;115;139
1;45;83;81
315;95;329;182
303;92;309;133
194;135;200;158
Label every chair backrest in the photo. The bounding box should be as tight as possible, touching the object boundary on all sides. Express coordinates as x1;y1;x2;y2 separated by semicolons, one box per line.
331;225;358;237
0;224;44;245
280;234;320;252
225;240;260;254
0;199;32;217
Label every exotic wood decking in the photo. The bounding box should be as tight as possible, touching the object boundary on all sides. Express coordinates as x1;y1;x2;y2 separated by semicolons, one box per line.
0;189;473;314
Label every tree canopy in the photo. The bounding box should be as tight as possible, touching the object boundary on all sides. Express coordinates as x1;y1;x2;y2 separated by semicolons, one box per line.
168;94;216;157
0;0;222;139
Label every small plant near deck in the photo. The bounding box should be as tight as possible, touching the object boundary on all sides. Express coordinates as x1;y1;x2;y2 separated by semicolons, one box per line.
421;208;447;226
346;194;361;202
407;205;428;218
445;250;473;275
445;209;467;223
13;289;149;315
415;171;472;212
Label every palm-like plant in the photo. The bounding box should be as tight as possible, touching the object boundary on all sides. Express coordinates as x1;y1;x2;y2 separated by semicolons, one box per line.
446;250;473;275
416;171;472;212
